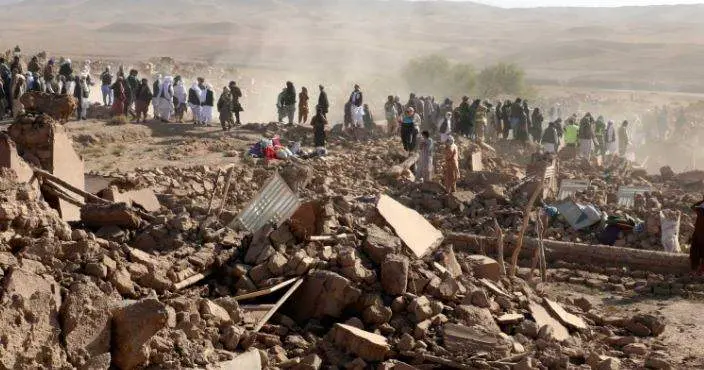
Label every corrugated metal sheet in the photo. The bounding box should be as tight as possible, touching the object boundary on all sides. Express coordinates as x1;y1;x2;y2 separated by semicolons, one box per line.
617;186;652;208
557;179;590;200
231;172;301;233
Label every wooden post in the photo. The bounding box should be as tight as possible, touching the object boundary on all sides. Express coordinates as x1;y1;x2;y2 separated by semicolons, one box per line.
510;180;543;277
217;167;235;218
492;218;506;276
205;168;222;217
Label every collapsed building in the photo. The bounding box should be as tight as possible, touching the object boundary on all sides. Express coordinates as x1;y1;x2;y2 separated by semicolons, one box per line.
0;112;697;370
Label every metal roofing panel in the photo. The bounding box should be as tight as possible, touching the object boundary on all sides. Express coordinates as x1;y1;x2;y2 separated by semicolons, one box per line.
231;172;301;233
557;179;590;200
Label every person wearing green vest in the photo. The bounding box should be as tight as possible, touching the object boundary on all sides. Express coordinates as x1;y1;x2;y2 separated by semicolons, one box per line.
563;120;579;147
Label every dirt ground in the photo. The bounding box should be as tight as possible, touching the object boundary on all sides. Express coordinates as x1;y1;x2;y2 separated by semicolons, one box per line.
545;280;704;369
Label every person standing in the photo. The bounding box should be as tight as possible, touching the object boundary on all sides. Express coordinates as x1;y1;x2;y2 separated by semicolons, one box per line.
416;130;434;182
398;106;420;152
458;96;471;138
134;78;152;123
473;102;488;144
43;59;56;93
201;84;214;126
531;107;544;143
229;81;243;125
155;76;174;122
281;81;296;125
10;71;26;118
604;120;618;156
540;121;560;154
443;136;460;194
578;115;596;161
125;69;139;119
298;86;309;124
317;84;329;118
73;76;86;120
218;86;234;131
100;67;113;106
439;111;452;143
384;95;398;136
349;84;363;129
152;74;162;121
618;120;630;157
173;76;187;123
111;76;127;117
311;106;328;150
363;104;374;131
27;56;41;75
563;119;579;157
188;79;203;125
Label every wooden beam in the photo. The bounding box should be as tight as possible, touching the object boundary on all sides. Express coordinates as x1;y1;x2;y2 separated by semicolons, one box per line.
253;277;304;332
233;277;299;301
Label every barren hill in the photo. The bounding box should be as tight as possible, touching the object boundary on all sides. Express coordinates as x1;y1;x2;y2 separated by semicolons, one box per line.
1;0;703;92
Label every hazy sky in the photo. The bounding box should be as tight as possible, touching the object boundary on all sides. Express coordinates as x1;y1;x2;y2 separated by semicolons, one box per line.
467;0;704;7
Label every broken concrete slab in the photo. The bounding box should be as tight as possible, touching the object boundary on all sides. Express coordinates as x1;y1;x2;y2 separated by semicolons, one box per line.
496;313;525;325
50;125;85;222
442;323;512;359
529;302;570;342
215;349;263;369
0;134;35;185
103;186;161;213
80;203;142;229
2;266;62;311
363;224;401;264
465;255;501;281
376;194;444;258
544;298;588;331
289;270;361;321
330;323;391;361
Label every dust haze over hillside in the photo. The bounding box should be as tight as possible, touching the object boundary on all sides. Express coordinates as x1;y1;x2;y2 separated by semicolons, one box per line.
2;0;704;125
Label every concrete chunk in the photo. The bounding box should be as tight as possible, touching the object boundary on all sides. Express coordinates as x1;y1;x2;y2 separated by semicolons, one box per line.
544;298;588;331
381;254;409;296
330;323;391;361
442;323;512;359
103;186;161;213
529;302;570;342
376;194;443;258
465;255;501;282
112;299;169;369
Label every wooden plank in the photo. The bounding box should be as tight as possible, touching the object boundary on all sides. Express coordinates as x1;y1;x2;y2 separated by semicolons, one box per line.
253;277;304;332
544;298;588;331
529;302;570;342
173;270;212;291
479;278;511;298
233;277;298;301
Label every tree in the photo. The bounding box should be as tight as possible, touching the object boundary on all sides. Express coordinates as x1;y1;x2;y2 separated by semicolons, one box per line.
476;63;526;98
402;54;453;96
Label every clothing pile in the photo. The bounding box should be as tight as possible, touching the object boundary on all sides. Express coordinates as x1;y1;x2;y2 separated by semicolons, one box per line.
247;136;293;160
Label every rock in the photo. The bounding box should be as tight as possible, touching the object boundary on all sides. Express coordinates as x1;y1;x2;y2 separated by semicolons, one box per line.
408;296;433;322
625;320;652;337
380;254;409;296
290;270;361;321
517;320;540;339
80;203;142;229
3;266;61;309
112;298;169;370
363;224;401;264
376;194;444;258
514;356;538;370
330;323;391;362
294;353;323;370
0;286;68;369
200;299;232;326
470;288;491;308
437;245;463;278
110;267;135;296
267;252;289;276
60;281;113;367
465;255;501;281
363;303;392;326
455;305;501;332
442;323;512;360
623;343;648;356
397;333;415;351
414;319;432;339
497;313;524;325
645;351;673;369
596;356;621;370
630;314;666;336
85;261;108;279
573;296;593;312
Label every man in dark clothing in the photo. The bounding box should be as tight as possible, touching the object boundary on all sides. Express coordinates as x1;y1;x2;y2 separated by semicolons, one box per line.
317;85;329;118
280;81;296;125
100;67;113;106
27;56;41;74
73;76;86;121
152;75;161;120
125;69;139;119
458;96;472;138
541;121;560;154
59;59;73;80
10;56;23;74
531;107;544;143
229;81;243;125
135;78;153;123
502;100;512;139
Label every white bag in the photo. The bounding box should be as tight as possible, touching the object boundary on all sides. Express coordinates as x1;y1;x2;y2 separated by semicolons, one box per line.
660;210;681;253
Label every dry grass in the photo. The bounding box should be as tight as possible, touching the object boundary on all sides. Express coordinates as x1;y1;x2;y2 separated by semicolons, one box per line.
108;115;129;126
